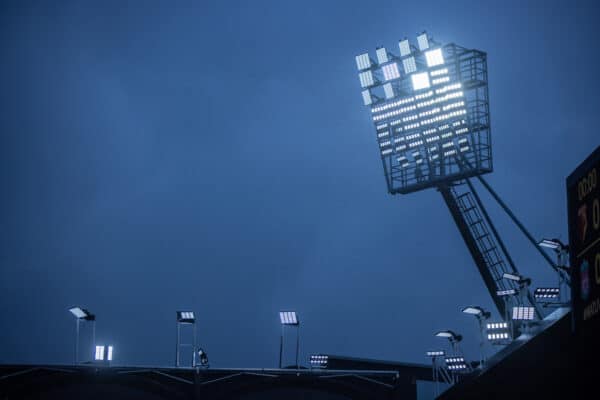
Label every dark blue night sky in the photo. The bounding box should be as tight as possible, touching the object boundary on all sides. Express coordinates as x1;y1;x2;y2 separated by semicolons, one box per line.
1;0;598;382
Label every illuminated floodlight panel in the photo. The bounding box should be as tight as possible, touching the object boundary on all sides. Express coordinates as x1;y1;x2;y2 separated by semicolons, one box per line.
382;63;400;81
355;53;371;70
512;306;535;320
411;72;430;91
383;83;394;99
417;33;429;51
279;311;299;325
359;70;375;88
95;346;105;361
399;39;411;56
361;90;372;106
376;47;388;64
355;31;492;195
402;57;417;74
425;48;444;67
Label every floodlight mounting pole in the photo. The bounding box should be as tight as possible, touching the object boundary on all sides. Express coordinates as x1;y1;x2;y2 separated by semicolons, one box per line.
75;318;80;364
279;325;284;369
295;325;300;369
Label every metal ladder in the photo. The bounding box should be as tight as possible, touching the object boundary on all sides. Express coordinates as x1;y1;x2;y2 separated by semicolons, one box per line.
439;179;542;319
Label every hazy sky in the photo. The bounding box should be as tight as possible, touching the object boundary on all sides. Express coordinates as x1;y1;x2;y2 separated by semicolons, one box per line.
1;0;598;379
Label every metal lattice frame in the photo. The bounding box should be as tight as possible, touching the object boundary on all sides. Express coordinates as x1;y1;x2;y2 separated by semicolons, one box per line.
366;43;492;194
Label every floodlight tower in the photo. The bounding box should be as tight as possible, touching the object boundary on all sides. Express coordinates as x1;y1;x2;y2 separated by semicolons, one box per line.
353;31;559;321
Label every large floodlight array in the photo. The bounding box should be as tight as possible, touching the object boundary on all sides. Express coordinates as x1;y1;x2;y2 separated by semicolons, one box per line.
355;31;492;194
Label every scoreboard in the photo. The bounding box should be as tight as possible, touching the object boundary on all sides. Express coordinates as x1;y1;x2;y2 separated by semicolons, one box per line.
568;145;600;333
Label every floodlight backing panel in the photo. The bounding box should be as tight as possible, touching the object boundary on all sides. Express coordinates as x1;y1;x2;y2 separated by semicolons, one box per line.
360;43;492;195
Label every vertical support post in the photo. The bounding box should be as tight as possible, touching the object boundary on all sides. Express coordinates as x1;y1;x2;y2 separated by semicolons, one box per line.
478;318;485;367
176;322;181;367
92;320;96;363
193;323;197;367
295;325;300;369
75;319;80;365
279;325;284;369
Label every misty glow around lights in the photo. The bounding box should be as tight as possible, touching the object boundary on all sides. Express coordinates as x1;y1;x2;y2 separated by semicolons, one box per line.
354;31;492;195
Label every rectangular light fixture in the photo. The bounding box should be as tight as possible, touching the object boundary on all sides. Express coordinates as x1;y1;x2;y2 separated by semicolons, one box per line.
417;33;429;51
402;57;417;74
177;311;195;323
425;48;444;67
502;272;522;282
534;287;560;299
310;355;328;368
359;70;375;88
382;63;400;80
512;306;535;320
376;47;388;64
399;39;411;56
355;53;371;71
279;311;298;325
107;345;113;361
426;350;445;357
361;90;372;106
69;307;88;319
486;322;509;330
95;345;105;361
411;72;431;91
497;289;517;296
487;332;510;340
462;306;483;315
383;83;395;99
538;239;565;250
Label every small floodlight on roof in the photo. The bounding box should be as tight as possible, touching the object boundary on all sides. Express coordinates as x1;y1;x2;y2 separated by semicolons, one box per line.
355;53;371;71
435;330;462;342
417;33;429;51
279;311;298;325
310;355;328;368
69;307;95;321
425;48;444;67
411;72;431;91
461;306;491;319
176;311;195;323
445;356;468;372
95;345;104;361
486;321;510;343
426;350;445;357
497;289;518;297
95;345;114;362
376;47;389;64
359;70;375;88
382;63;400;81
534;287;560;299
383;83;395;99
403;57;417;74
512;306;535;320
